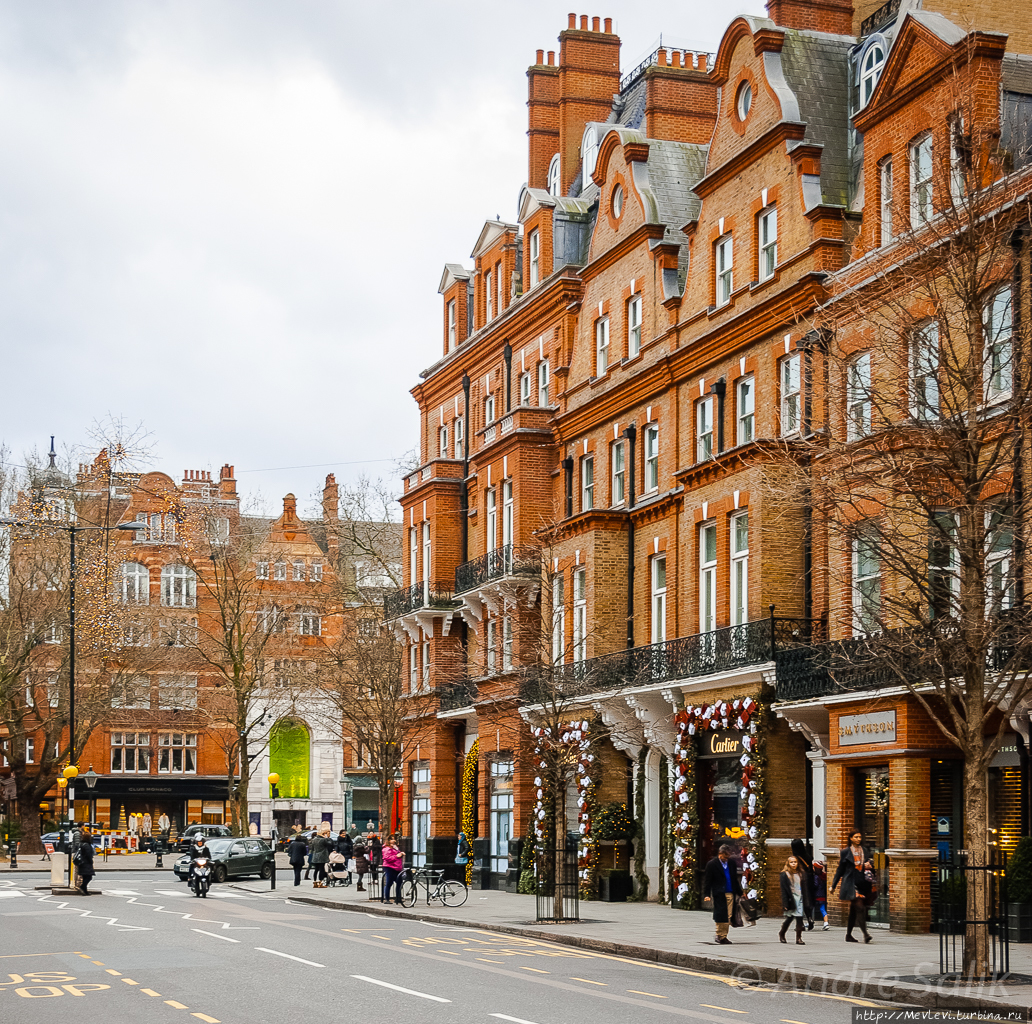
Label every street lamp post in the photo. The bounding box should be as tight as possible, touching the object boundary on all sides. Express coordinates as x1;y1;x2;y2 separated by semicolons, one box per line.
267;773;279;891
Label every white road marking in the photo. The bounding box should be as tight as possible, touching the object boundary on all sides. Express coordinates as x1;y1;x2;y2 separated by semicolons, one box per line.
105;890;142;896
153;889;191;897
256;947;325;967
192;929;240;943
207;892;247;899
491;1016;546;1024
351;975;450;1003
0;892;27;899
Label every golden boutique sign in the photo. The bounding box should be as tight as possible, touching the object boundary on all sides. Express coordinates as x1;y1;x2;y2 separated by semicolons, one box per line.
838;711;897;747
699;730;744;759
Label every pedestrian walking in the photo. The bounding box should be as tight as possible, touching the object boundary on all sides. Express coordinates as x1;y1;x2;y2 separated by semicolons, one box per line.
311;823;332;888
381;835;405;905
790;837;816;930
455;832;471;867
287;833;308;887
831;830;874;943
779;855;806;945
369;835;382;884
354;839;369;892
336;830;354;883
74;827;96;895
813;859;830;930
701;843;742;944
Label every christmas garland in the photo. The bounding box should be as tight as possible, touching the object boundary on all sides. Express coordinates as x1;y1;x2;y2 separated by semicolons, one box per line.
531;719;600;899
461;740;479;886
631;746;649;900
671;696;768;911
658;754;669;903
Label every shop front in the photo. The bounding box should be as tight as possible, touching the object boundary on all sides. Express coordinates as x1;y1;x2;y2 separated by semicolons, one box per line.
86;776;230;838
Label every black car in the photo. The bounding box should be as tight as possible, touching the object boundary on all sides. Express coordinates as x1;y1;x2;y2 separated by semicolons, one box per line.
276;828;317;852
176;824;233;852
172;837;275;883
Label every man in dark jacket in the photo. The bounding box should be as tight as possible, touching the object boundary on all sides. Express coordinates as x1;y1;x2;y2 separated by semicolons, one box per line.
335;831;354;883
702;844;742;944
74;828;96;895
287;835;308;887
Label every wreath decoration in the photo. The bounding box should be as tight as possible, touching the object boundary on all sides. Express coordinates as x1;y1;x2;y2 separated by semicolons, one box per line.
671;696;768;911
531;719;600;899
461;739;479;886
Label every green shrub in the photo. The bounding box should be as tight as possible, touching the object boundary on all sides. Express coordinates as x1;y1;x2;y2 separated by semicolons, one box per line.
593;802;638;841
1009;838;1032;904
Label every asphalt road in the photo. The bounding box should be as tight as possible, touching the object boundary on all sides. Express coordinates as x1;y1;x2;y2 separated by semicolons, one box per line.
0;871;887;1024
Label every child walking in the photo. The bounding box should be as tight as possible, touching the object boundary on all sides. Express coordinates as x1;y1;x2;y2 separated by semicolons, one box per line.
779;855;806;945
813;859;830;931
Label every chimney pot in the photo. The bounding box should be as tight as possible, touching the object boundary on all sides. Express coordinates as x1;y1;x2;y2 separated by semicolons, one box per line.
580;14;588;29
536;48;544;64
592;16;600;31
657;47;668;67
698;53;707;72
547;50;555;64
671;50;682;68
568;12;576;28
604;16;612;32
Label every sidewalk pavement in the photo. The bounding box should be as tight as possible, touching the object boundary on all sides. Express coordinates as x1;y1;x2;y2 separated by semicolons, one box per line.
232;873;1032;1017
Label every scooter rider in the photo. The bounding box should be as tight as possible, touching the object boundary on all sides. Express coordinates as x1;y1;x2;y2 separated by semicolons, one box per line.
188;835;213;885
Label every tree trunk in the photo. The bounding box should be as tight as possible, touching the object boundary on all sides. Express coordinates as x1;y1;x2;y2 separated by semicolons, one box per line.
235;750;250;838
963;754;990;980
17;800;44;855
380;780;396;837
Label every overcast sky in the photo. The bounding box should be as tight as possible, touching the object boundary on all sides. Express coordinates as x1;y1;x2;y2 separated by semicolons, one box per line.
0;0;766;517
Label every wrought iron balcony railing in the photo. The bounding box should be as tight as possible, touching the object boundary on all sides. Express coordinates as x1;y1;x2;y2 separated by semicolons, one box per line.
518;616;814;704
454;544;540;596
382;582;459;621
774;610;1032;702
438;678;479;713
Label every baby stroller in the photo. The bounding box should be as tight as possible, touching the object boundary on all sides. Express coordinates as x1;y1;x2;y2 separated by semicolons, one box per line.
327;851;352;887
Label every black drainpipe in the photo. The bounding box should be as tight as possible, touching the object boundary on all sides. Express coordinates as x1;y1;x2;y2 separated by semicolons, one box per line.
503;343;513;413
562;456;574;519
461;373;471;564
710;378;726;454
623;423;637;649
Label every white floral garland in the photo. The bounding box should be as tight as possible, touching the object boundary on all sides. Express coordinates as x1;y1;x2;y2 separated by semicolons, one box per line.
531;719;596;888
672;697;766;907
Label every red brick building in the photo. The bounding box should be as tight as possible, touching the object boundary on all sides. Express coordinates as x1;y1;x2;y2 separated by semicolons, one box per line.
391;1;1032;932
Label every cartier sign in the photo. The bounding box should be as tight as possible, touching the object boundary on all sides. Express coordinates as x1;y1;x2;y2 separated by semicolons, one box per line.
838;711;896;746
700;730;743;759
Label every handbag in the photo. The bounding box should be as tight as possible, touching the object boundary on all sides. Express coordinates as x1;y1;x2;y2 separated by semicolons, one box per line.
862;867;879;907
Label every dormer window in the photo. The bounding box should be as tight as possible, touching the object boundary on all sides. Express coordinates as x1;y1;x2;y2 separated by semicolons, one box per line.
858;35;886;108
447;299;456;352
528;229;540;288
735;81;752;121
547;153;561;197
485;269;494;322
581;126;599;185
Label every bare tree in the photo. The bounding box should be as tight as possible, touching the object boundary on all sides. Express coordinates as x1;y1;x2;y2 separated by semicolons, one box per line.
770;63;1032;977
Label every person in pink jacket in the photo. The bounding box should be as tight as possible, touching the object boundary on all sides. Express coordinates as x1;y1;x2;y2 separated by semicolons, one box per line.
380;835;405;905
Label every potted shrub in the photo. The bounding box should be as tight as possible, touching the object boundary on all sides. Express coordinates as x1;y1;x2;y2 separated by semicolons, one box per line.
1008;837;1032;942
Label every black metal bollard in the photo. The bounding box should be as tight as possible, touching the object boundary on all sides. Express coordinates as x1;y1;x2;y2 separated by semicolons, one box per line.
9;841;17;869
155;842;163;869
270;853;276;891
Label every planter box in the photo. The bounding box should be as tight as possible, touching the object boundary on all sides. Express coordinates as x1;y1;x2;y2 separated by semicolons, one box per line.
1009;903;1032;943
599;871;633;903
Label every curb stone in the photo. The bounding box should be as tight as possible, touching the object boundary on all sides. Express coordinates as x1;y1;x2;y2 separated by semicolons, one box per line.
243;889;1032;1018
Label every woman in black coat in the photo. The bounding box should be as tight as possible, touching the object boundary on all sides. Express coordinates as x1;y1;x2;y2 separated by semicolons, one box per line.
830;829;874;943
287;836;308;887
75;828;96;895
335;831;354;883
790;837;816;929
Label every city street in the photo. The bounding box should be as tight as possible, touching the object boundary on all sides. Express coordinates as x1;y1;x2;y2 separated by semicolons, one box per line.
0;871;885;1024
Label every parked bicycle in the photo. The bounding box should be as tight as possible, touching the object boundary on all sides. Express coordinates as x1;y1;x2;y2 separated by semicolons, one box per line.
400;867;468;908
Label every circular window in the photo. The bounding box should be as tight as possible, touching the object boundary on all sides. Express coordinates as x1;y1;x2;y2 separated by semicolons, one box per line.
611;183;624;218
736;80;752;121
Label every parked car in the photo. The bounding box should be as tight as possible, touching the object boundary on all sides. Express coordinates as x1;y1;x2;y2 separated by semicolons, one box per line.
176;824;233;852
172;837;275;883
276;828;316;852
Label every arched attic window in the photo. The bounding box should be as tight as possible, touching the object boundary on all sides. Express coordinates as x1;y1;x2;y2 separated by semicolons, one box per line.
857;35;887;108
581;126;599;185
547;153;561;196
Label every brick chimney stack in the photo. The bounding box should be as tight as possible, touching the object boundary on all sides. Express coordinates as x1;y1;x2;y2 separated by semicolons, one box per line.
765;0;853;34
644;51;718;144
528;49;560;190
557;13;621;194
218;463;237;501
